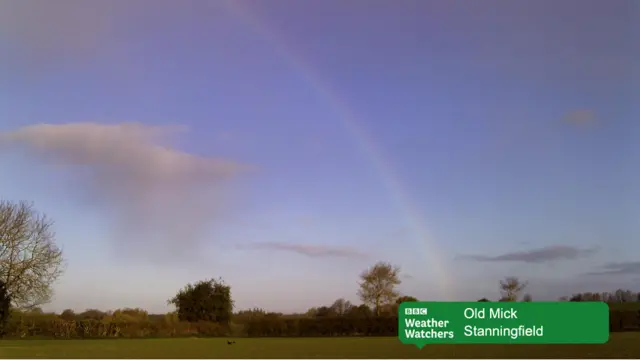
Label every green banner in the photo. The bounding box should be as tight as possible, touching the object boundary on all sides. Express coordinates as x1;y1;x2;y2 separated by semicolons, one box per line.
398;302;609;347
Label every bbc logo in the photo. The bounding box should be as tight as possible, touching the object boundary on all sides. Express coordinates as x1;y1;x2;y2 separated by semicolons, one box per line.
404;307;428;315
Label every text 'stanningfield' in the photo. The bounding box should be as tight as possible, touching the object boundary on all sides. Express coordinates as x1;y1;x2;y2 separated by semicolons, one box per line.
398;302;609;347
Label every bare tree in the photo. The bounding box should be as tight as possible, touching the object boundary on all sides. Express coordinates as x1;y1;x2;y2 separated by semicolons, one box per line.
0;200;65;308
329;298;353;316
357;261;401;315
499;276;527;302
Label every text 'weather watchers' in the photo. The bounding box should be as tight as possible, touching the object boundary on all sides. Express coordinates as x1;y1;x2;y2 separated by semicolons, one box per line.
398;302;609;347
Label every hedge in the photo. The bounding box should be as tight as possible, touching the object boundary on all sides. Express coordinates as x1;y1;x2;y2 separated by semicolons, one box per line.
0;309;637;339
2;317;228;339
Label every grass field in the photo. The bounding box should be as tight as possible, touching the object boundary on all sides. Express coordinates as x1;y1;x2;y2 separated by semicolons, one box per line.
0;333;638;359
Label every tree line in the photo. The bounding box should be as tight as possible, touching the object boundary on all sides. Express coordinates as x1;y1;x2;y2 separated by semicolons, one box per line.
1;200;639;339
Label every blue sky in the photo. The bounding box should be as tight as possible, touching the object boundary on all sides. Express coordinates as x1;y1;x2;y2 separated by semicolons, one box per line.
0;0;638;313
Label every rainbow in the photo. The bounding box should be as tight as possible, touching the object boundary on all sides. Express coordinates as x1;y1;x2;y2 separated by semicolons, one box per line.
223;2;454;299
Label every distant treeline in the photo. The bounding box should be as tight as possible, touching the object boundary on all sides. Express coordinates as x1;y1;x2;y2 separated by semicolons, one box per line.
2;268;640;339
1;301;638;339
3;200;640;339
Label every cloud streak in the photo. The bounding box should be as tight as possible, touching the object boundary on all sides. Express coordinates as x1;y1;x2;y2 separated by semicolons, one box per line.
246;242;368;259
584;261;640;276
0;122;250;263
459;245;598;264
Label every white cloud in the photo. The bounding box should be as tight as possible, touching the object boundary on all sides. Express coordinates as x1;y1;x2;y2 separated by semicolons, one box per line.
1;122;250;263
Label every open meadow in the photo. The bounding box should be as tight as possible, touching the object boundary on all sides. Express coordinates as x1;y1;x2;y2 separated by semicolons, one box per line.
0;333;638;359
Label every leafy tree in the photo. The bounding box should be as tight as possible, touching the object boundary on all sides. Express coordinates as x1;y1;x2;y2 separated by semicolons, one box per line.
396;295;418;304
78;309;107;320
357;261;401;315
381;295;418;316
0;280;11;337
377;303;396;315
28;307;43;315
499;277;527;302
305;307;318;318
345;304;373;318
60;309;75;321
233;308;266;324
0;200;65;308
522;294;532;302
236;307;266;317
168;278;234;324
314;306;334;318
164;311;180;324
112;308;149;322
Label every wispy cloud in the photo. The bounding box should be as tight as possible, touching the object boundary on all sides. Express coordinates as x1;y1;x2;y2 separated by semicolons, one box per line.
459;245;598;264
245;242;368;259
0;122;250;263
584;261;640;276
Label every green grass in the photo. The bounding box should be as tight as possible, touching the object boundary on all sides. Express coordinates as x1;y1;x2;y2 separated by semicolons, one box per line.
0;333;638;358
